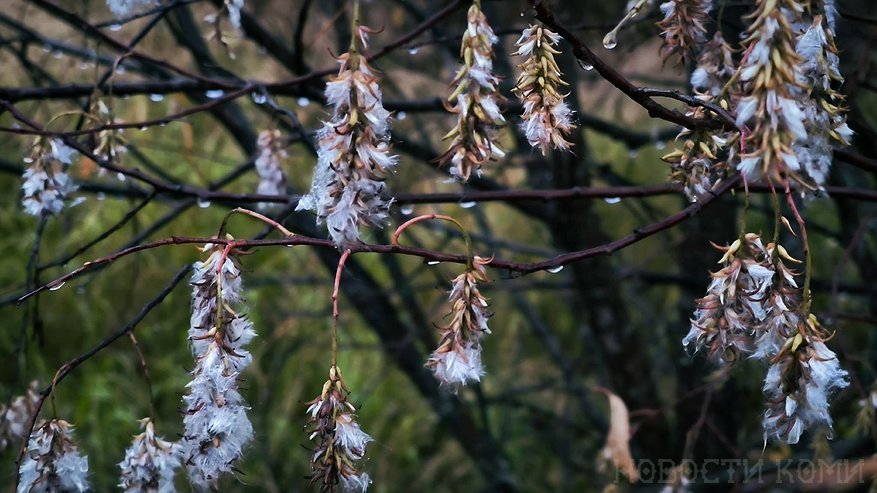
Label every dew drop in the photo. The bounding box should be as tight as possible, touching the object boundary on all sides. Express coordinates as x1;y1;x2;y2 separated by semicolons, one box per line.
604;197;622;204
23;157;33;164
96;192;106;201
602;32;618;50
400;205;415;216
251;92;267;105
297;97;311;107
545;265;564;274
138;126;148;131
117;66;126;75
459;201;477;209
654;140;666;150
408;47;419;55
149;93;165;102
48;281;66;291
109;24;123;32
577;59;594;71
198;199;212;209
426;260;441;265
397;111;407;121
116;173;127;182
205;89;225;99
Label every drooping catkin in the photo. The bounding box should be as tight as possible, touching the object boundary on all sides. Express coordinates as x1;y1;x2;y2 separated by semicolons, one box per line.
436;0;506;182
513;24;576;154
426;256;492;391
181;244;256;490
297;25;397;246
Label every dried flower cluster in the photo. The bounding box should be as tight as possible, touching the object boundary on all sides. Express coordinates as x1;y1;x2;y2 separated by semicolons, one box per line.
663;33;737;201
513;24;576;154
689;32;736;98
748;240;803;362
254;129;288;210
762;323;848;444
684;234;774;363
0;381;40;451
91;99;128;168
734;0;850;191
437;0;505;182
790;8;852;191
21;138;77;217
306;365;373;492
426;256;492;391
118;418;182;492
18;419;90;493
754;248;842;435
182;243;256;490
735;0;806;184
687;233;848;443
298;27;397;246
656;0;713;65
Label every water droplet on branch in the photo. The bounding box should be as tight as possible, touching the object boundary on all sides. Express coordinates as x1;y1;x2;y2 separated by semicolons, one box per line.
400;205;415;216
205;89;225;99
603;31;618;50
459;201;477;209
149;94;165;102
48;281;66;291
604;197;622;204
545;266;564;274
577;59;594;71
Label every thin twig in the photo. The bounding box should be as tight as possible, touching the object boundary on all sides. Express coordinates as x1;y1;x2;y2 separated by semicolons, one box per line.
14;266;190;489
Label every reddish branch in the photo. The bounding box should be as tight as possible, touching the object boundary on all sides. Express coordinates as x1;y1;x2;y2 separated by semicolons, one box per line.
19;177;739;303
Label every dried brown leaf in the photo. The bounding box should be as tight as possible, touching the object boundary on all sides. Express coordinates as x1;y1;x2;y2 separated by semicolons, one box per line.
595;386;638;482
